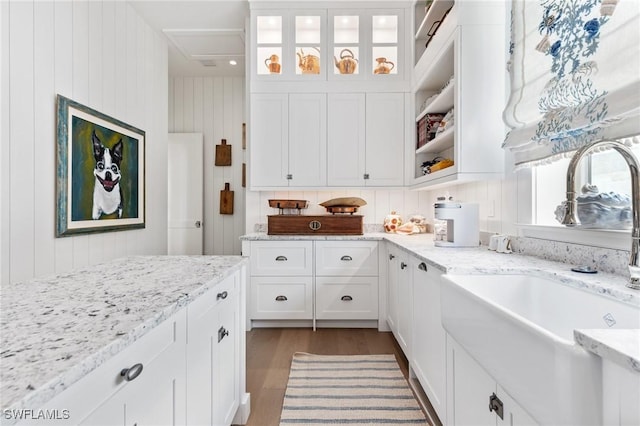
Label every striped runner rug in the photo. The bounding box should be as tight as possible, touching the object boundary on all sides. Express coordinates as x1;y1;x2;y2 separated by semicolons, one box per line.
279;353;429;425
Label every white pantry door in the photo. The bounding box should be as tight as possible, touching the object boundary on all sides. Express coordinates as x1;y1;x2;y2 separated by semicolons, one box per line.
168;133;203;255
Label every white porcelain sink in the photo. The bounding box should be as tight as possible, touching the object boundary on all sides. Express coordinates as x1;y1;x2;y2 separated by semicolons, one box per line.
441;273;640;426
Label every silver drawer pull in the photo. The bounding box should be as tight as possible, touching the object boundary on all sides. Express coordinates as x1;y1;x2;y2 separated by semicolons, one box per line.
275;255;288;261
217;291;228;300
120;363;143;382
341;295;353;301
418;262;428;272
275;295;288;301
218;326;229;343
341;255;353;261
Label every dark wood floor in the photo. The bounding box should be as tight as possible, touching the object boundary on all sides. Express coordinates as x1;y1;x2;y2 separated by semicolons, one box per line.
244;328;409;426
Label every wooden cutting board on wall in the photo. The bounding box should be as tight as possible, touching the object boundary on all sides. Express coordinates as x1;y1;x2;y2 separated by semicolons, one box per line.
215;139;232;166
220;183;234;215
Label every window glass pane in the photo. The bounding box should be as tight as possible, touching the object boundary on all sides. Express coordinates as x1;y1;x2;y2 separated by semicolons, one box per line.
296;16;321;44
533;157;571;226
257;16;282;44
533;143;640;226
589;145;640;195
372;15;397;44
334;16;359;44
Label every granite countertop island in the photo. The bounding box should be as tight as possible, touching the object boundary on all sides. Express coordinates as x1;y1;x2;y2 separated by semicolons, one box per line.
0;255;247;412
242;232;640;373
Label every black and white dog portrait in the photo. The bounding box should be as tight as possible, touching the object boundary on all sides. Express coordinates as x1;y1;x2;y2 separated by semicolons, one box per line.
91;130;123;219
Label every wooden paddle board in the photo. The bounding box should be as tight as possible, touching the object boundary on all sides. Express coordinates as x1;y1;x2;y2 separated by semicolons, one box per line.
215;139;231;166
220;182;234;215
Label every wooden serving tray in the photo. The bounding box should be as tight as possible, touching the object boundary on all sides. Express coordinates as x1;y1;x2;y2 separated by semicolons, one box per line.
268;199;309;210
268;215;363;235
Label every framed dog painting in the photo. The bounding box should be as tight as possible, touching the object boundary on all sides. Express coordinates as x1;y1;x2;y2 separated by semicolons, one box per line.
56;95;145;237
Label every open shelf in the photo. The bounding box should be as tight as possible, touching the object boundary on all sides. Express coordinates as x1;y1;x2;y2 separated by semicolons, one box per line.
416;81;454;121
415;0;454;41
415;126;454;154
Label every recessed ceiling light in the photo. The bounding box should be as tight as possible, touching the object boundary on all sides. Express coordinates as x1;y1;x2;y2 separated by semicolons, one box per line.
229;60;237;66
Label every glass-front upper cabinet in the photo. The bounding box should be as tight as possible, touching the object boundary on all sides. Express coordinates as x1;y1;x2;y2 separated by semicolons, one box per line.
253;8;403;81
256;15;284;76
295;15;323;76
371;14;399;76
330;14;360;76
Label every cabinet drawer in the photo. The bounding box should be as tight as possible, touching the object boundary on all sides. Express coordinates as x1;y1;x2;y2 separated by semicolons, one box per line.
251;276;313;320
250;241;313;276
188;273;238;321
35;309;186;425
315;241;378;276
315;277;378;320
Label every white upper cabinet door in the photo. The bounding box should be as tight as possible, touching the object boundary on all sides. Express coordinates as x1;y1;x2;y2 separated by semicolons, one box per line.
250;93;289;188
288;93;327;186
365;93;405;186
327;93;366;186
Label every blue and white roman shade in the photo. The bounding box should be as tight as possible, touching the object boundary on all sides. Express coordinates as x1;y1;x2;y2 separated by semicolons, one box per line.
502;0;640;168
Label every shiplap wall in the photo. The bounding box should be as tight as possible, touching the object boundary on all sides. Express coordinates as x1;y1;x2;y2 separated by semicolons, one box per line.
1;1;168;285
245;177;515;235
168;77;246;255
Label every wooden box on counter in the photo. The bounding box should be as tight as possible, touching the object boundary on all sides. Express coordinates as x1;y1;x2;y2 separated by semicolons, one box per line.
267;215;363;235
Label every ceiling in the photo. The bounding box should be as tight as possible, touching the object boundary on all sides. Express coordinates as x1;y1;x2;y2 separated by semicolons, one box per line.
129;0;250;77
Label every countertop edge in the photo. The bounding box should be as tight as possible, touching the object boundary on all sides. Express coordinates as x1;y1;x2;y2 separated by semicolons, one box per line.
3;256;248;416
574;329;640;374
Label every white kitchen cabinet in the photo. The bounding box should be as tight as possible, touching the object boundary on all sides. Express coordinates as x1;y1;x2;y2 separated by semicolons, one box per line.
447;337;538;426
186;273;240;426
31;309;188;426
410;1;506;189
29;270;248;426
315;276;379;320
395;250;412;357
315;241;379;323
249;93;326;188
327;93;405;187
248;240;314;321
411;258;446;423
245;240;379;326
250;93;289;187
602;359;640;425
386;247;399;333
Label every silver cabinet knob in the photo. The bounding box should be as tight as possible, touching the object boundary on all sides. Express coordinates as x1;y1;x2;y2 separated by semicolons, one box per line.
120;363;143;382
195;220;201;228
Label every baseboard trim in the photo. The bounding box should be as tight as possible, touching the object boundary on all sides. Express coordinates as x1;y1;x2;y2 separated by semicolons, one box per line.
232;392;251;425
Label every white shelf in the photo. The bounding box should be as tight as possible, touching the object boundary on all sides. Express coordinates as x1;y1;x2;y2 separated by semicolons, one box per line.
416;126;454;154
415;82;454;121
415;0;454;41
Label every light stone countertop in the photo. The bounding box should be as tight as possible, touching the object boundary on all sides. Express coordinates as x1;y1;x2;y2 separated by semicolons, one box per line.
0;255;247;412
242;232;640;372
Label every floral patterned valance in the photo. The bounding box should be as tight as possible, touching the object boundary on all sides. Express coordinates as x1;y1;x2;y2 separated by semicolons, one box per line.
502;0;640;168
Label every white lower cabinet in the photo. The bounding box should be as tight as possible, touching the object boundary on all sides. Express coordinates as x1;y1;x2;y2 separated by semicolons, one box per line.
29;269;247;426
447;337;538;426
315;276;378;320
396;250;412;357
187;273;240;426
32;309;188;426
386;246;411;356
602;359;640;425
411;258;446;423
245;240;379;326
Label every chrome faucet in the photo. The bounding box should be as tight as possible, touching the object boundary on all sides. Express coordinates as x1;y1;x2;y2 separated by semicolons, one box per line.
561;139;640;289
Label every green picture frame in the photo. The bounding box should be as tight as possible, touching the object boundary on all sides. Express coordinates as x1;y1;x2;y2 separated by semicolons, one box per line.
56;95;145;237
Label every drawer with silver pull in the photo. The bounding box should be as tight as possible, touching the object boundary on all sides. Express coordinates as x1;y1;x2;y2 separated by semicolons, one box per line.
250;276;313;319
250;241;313;276
315;277;379;320
315;241;378;276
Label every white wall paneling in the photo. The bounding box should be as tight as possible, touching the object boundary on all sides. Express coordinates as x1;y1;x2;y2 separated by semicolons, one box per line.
1;0;169;284
169;76;245;255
